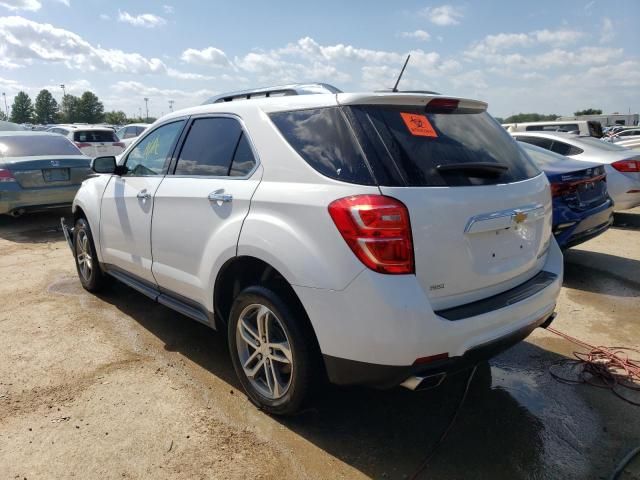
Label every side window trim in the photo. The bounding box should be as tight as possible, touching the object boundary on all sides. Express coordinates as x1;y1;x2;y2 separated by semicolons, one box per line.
122;118;188;176
167;113;260;180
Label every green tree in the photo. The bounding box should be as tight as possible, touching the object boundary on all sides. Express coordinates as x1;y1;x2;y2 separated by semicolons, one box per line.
504;113;559;123
493;116;505;124
9;91;34;123
574;108;602;116
77;91;104;123
61;94;81;123
104;110;128;125
34;89;59;124
0;111;7;121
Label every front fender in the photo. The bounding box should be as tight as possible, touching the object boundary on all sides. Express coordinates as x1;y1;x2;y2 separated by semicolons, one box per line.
72;174;113;263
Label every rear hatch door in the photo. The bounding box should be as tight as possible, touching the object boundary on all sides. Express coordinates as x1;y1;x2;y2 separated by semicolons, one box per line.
343;97;552;310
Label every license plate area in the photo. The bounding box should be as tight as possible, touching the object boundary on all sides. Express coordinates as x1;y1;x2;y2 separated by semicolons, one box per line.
42;168;70;182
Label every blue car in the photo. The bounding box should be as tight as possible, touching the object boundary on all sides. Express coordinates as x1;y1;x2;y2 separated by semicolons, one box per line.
520;142;614;249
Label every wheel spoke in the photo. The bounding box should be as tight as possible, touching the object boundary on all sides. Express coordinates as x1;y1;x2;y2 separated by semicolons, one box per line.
256;306;269;340
239;318;260;346
268;359;282;397
263;359;274;395
245;357;265;379
242;349;260;369
269;342;292;364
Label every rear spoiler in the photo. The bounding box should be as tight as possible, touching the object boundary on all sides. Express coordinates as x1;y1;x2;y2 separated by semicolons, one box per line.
336;93;487;112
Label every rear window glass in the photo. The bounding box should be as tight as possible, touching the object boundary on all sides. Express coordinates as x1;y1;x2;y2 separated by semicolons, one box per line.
73;130;117;142
0;135;82;157
349;106;540;186
550;141;584;156
269;108;375;185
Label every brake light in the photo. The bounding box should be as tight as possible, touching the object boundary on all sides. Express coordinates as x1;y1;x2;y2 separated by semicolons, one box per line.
75;142;91;148
113;142;125;148
612;159;640;172
0;169;16;182
550;173;606;198
328;195;414;274
425;98;459;113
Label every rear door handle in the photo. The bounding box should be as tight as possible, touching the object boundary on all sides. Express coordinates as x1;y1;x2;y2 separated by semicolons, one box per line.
137;190;151;200
208;190;233;203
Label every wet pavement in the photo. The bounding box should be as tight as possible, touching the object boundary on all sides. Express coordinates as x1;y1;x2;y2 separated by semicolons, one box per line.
0;208;639;479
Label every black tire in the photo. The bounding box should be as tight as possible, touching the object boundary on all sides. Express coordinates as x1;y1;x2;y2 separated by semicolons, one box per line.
228;285;317;415
73;217;108;292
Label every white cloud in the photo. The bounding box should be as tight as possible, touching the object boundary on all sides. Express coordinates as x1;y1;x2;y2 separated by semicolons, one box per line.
0;16;168;74
0;0;40;11
399;30;431;41
117;10;167;28
420;5;463;26
600;17;614;43
99;13;109;20
180;46;231;67
53;0;69;6
162;4;174;14
167;68;215;80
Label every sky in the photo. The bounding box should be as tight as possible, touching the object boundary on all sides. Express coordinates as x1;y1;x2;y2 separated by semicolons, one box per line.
0;0;638;119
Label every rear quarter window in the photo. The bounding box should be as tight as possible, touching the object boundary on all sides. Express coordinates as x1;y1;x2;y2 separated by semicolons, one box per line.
269;108;375;185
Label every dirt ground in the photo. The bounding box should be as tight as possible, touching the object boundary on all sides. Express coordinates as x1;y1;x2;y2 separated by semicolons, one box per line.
0;208;639;480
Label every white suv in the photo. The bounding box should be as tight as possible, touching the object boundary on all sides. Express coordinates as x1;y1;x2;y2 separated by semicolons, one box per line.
62;85;563;415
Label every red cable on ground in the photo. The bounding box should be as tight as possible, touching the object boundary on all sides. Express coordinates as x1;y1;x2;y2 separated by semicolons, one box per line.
545;326;640;406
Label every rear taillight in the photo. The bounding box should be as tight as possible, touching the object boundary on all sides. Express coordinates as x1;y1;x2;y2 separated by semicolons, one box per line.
328;195;414;274
612;159;640;172
551;173;606;198
113;142;125;148
0;169;16;183
75;142;91;148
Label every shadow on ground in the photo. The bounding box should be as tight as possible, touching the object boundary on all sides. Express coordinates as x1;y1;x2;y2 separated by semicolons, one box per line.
0;208;71;244
613;211;640;231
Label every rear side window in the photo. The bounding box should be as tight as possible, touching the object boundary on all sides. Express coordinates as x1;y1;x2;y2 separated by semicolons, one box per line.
175;117;256;177
516;136;554;150
349;106;540;186
73;130;118;142
269;108;375;185
0;135;82;157
550;141;584;156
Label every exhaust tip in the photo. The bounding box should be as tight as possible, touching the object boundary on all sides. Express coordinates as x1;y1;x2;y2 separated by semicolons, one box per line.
400;372;447;391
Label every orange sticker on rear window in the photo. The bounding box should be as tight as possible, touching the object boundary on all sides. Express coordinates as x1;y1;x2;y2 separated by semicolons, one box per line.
400;112;438;138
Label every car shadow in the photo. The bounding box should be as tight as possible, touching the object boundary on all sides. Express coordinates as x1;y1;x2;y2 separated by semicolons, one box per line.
99;280;601;479
0;208;71;244
563;249;640;295
613;210;640;231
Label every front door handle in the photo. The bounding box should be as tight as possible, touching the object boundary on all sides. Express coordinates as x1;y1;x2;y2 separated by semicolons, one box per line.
208;190;233;203
137;190;151;200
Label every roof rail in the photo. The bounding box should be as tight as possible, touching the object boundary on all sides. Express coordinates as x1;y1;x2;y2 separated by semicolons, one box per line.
202;83;342;105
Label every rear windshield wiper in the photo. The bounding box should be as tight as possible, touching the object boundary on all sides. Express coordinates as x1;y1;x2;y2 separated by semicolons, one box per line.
436;162;509;177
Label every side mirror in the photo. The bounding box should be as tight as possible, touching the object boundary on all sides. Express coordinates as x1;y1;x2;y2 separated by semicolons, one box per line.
91;156;117;174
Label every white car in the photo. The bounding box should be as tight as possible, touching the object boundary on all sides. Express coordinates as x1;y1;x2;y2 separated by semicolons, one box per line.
512;132;640;211
48;125;125;158
609;127;640;143
115;123;149;148
61;84;562;415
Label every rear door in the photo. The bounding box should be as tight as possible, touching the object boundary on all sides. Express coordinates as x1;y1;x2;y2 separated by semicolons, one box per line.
100;120;186;283
346;103;552;310
151;115;262;308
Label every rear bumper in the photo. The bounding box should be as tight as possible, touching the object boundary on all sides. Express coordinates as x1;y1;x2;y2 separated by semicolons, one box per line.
554;200;614;249
324;310;555;389
294;237;563;387
0;184;79;215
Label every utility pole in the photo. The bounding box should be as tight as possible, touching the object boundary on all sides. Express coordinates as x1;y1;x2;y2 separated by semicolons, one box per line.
2;92;7;117
144;97;149;122
60;84;66;119
169;99;174;112
138;107;142;120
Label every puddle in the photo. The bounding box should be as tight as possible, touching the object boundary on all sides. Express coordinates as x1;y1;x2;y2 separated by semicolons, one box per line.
47;276;84;297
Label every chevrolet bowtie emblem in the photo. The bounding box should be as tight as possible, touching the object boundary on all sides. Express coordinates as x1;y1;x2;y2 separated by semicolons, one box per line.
513;212;528;224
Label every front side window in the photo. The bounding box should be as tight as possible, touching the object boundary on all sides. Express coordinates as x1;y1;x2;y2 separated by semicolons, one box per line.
174;117;255;177
125;121;185;176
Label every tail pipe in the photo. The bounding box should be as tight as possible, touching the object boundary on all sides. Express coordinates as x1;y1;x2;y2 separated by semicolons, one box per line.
400;372;447;391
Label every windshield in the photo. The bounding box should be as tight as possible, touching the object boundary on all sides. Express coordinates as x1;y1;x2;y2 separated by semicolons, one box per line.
347;106;540;186
0;135;83;157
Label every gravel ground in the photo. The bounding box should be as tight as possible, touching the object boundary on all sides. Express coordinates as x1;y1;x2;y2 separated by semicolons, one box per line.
0;208;638;479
